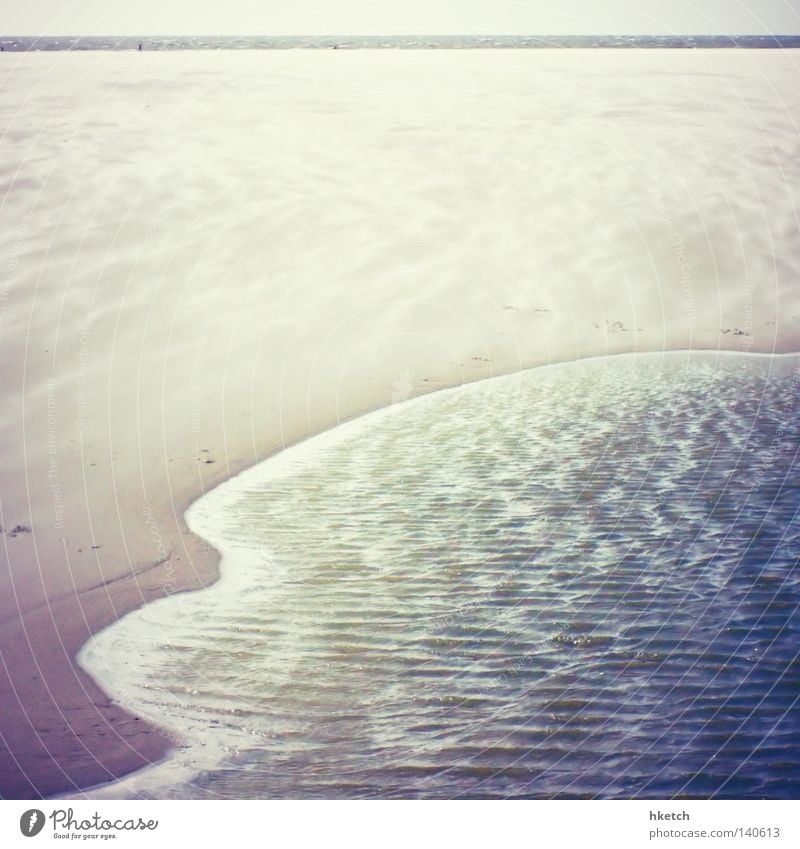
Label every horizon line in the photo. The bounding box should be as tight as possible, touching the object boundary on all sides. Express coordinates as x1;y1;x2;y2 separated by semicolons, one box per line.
4;32;800;39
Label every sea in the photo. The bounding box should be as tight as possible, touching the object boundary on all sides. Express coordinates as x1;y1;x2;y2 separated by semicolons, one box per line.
77;351;800;799
3;35;800;52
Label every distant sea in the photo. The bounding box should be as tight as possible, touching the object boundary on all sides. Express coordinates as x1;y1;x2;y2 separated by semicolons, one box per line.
3;34;800;52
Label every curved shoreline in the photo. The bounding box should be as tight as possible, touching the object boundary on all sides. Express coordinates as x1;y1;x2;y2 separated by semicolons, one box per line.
66;346;800;798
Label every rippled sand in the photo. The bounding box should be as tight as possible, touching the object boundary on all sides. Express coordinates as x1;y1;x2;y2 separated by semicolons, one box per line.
3;46;800;797
78;352;800;799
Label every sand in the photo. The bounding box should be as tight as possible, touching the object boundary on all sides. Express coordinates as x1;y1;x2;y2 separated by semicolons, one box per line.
0;47;799;798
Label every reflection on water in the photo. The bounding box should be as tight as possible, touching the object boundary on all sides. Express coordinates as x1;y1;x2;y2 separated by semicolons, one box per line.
80;352;800;798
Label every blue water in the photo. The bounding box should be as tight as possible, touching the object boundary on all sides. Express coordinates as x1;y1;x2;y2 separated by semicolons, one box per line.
80;352;800;799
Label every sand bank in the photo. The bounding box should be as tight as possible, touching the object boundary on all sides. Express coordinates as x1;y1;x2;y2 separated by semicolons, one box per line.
1;47;799;797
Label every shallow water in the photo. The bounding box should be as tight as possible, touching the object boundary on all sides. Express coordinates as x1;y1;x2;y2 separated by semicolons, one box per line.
80;352;800;799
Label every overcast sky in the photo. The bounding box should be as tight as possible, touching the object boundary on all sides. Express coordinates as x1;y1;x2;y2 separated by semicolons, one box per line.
2;0;799;36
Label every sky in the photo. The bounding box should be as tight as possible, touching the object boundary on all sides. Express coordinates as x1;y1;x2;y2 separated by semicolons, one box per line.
1;0;799;36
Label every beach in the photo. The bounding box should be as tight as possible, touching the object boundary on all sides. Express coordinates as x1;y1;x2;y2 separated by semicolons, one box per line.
0;47;799;798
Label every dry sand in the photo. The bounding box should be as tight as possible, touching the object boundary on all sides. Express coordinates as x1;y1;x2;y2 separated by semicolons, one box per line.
0;47;799;798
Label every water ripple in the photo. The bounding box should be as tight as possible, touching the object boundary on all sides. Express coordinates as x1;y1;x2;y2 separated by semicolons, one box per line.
80;352;800;798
